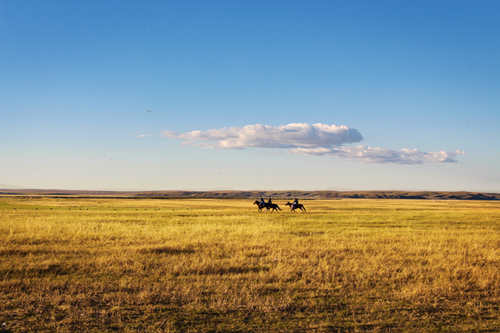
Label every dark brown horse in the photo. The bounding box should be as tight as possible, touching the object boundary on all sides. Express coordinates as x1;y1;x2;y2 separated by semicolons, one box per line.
253;200;281;212
253;200;266;211
286;202;306;212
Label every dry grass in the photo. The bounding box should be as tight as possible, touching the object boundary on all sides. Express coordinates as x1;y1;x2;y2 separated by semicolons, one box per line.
0;197;499;332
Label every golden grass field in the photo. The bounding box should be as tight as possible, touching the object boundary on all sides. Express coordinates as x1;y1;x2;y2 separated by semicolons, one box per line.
0;197;499;332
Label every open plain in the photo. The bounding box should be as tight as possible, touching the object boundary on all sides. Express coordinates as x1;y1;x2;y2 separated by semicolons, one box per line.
0;197;499;332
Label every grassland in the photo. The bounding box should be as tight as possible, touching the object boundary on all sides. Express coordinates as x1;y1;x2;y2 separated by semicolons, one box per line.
0;197;499;332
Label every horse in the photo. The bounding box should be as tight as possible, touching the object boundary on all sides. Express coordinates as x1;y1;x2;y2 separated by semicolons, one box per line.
253;200;266;211
253;200;281;212
286;201;306;212
266;202;281;212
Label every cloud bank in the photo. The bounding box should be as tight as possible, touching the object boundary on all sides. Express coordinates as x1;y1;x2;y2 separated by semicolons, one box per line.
163;123;463;164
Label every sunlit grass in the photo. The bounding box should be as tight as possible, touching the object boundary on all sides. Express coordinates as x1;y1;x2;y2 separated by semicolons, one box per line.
0;197;499;332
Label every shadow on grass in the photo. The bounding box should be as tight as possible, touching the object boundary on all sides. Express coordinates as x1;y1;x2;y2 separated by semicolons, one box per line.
138;246;196;255
1;263;78;278
0;249;89;256
185;265;270;276
288;231;325;237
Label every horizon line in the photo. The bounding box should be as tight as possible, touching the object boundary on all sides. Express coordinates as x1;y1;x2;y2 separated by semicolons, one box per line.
1;188;499;195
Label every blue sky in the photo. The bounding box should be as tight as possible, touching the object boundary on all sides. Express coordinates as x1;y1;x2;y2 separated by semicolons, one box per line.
1;1;499;191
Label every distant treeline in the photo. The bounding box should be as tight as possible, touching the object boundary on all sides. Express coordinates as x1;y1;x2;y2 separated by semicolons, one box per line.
0;189;499;200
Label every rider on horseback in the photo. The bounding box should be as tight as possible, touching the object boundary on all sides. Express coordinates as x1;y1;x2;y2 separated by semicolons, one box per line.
253;197;281;212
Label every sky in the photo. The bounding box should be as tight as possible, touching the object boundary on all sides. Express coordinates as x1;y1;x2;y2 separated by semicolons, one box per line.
1;1;500;191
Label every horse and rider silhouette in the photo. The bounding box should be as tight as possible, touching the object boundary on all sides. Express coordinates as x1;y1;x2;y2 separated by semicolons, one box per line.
286;199;306;212
253;197;281;212
253;197;306;212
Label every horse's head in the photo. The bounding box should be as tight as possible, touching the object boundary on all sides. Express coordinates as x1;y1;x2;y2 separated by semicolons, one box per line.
253;200;260;205
286;202;292;206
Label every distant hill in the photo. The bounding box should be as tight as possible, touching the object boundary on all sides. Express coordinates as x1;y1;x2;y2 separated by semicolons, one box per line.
0;189;499;200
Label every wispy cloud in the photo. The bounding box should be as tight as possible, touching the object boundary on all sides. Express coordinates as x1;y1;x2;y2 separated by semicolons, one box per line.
136;133;152;138
163;123;463;164
292;146;464;164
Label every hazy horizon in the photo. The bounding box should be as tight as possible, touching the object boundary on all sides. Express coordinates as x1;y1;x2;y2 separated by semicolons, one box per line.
1;184;498;194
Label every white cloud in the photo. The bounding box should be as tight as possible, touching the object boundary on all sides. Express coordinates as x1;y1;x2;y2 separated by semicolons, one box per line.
163;123;463;164
162;123;363;148
292;146;465;164
136;133;152;138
